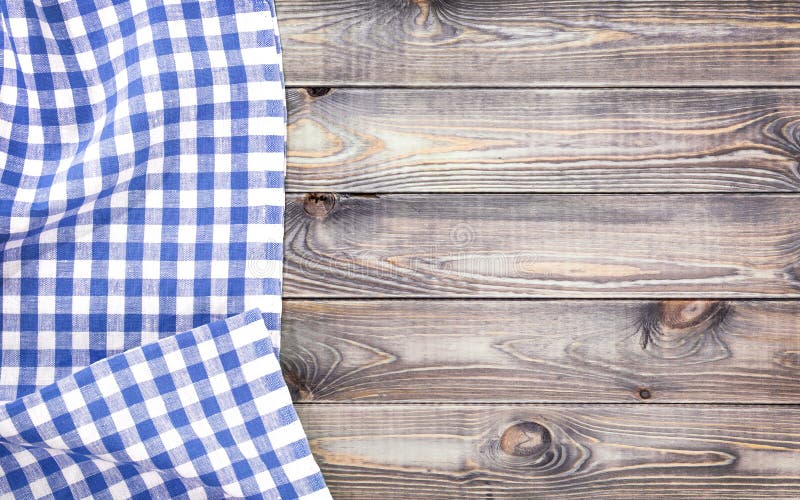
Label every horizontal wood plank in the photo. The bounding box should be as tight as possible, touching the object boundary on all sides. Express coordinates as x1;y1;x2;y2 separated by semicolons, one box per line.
284;194;800;297
281;300;800;403
276;0;800;86
298;404;800;499
286;89;800;193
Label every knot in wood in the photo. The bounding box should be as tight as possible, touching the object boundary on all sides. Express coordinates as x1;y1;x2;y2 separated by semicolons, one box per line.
638;300;732;362
661;300;722;330
785;261;800;288
305;87;331;98
303;193;336;218
500;421;551;458
775;350;800;370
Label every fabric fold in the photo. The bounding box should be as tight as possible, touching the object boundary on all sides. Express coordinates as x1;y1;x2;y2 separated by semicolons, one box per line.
0;309;329;498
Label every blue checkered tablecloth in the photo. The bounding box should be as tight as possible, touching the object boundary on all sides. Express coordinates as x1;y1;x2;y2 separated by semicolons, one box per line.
0;0;330;497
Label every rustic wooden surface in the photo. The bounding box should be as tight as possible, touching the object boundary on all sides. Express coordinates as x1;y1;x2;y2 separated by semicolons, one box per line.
287;89;800;193
284;194;800;297
277;0;800;87
275;0;800;497
296;404;800;499
282;300;800;403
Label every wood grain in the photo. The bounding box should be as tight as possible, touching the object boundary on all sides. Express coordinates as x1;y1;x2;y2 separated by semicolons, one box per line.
286;88;800;193
297;404;800;499
284;194;800;297
281;299;800;403
276;0;800;86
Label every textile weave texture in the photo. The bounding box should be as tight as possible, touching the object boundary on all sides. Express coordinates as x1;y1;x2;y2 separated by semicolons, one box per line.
0;0;330;497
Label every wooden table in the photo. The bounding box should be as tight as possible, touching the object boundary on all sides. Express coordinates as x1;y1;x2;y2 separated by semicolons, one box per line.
276;1;800;497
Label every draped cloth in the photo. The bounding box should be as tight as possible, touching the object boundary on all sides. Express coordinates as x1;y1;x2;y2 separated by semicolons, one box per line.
0;0;330;497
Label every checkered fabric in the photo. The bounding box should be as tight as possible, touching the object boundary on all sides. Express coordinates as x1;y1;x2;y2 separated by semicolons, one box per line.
0;309;329;499
0;0;330;497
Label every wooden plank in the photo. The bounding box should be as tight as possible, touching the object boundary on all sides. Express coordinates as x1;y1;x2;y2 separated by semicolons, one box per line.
281;300;800;403
297;404;800;499
276;0;800;87
283;194;800;297
286;88;800;193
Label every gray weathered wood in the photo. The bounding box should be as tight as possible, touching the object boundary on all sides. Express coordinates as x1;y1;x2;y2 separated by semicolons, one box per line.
276;0;800;86
287;89;800;192
298;404;800;499
281;299;800;403
284;194;800;297
279;4;800;497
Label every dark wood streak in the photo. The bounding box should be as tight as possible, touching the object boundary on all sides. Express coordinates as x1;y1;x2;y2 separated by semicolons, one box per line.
286;89;800;193
283;194;800;297
298;404;800;499
281;300;800;403
276;0;800;86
